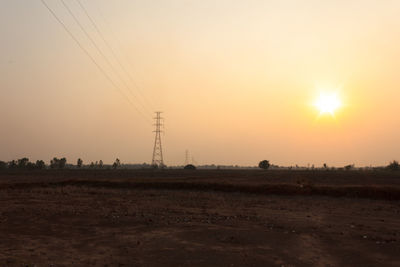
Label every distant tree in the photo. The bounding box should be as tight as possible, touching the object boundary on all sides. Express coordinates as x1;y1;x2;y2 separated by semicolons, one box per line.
112;158;121;169
89;162;95;168
59;158;66;169
0;161;7;170
50;158;58;169
36;160;46;169
77;158;83;168
50;157;67;169
17;158;29;169
184;164;196;170
99;160;103;169
323;163;328;169
388;160;400;171
8;160;17;169
258;160;270;170
26;162;36;170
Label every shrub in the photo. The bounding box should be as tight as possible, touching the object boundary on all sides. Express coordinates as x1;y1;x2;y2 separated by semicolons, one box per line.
184;164;196;170
388;161;400;171
258;160;270;170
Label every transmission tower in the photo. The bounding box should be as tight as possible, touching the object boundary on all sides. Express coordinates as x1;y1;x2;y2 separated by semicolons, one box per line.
151;112;164;167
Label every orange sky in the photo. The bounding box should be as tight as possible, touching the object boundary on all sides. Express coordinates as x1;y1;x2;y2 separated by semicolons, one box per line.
0;0;399;166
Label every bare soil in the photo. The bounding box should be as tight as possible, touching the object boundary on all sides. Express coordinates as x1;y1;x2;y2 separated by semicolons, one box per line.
0;170;399;266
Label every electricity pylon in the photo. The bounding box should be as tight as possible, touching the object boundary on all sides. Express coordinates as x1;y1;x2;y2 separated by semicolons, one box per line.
151;111;164;167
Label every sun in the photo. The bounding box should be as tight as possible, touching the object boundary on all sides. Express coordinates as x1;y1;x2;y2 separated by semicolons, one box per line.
314;91;342;116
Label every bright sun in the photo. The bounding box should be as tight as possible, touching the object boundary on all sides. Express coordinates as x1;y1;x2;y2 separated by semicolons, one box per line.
314;91;342;116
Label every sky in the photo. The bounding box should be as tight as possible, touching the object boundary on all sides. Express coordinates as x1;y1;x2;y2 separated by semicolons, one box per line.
0;0;399;167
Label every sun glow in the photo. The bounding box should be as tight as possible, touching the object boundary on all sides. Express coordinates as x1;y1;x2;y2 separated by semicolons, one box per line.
314;91;342;116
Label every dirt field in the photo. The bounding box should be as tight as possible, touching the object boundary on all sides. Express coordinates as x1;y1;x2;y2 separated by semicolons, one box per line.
0;170;399;266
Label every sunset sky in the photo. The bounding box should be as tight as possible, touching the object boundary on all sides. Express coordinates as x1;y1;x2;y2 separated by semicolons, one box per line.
1;0;399;166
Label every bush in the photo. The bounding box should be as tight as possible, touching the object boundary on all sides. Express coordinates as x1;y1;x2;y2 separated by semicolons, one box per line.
258;160;270;170
184;164;196;170
388;161;400;171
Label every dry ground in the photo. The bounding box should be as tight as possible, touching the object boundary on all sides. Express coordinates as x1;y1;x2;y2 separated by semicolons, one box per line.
0;170;399;266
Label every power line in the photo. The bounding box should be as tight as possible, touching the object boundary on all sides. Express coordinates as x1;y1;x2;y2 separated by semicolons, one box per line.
94;3;157;110
60;0;152;120
40;0;151;124
75;0;155;113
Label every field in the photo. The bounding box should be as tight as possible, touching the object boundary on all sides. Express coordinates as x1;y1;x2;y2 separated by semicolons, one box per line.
0;169;399;266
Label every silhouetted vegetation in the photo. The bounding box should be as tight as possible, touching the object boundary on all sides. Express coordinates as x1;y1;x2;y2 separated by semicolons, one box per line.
50;157;67;169
0;161;7;170
35;160;46;169
388;160;400;171
77;158;83;168
184;164;196;170
112;158;121;169
17;158;29;169
0;157;398;173
258;160;270;170
8;160;17;169
0;158;46;170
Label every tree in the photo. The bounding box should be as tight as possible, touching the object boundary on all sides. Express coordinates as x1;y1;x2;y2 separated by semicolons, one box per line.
50;157;67;169
59;158;66;169
8;160;17;169
388;160;400;171
258;160;270;170
17;158;29;169
99;160;103;169
50;158;58;169
112;158;121;169
26;162;36;170
77;158;83;168
36;160;46;169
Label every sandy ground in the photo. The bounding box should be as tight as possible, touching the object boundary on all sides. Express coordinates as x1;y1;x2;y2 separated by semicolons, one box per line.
0;170;399;266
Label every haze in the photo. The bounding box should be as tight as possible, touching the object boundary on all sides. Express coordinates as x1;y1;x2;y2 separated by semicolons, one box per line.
1;0;399;166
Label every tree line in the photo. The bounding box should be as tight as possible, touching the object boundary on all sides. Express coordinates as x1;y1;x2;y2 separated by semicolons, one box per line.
0;157;122;170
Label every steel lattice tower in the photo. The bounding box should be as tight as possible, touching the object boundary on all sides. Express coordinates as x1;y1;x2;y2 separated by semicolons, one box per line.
151;112;164;167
